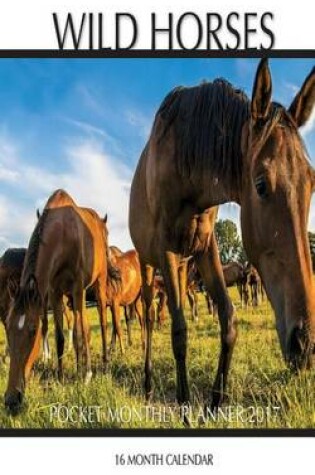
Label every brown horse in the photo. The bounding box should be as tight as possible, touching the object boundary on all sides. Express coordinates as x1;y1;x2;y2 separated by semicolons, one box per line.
129;59;315;418
223;261;248;306
188;261;248;321
107;249;144;353
0;249;27;362
5;189;110;414
154;275;168;328
186;261;213;321
244;264;265;307
0;248;74;362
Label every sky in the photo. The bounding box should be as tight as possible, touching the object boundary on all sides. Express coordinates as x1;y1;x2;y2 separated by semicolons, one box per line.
0;58;314;253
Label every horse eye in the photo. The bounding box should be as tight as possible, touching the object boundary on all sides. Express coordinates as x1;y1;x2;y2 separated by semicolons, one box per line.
255;176;268;198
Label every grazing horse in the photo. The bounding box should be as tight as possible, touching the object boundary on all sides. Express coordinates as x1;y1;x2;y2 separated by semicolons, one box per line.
107;249;144;353
5;189;110;414
223;261;248;306
0;248;74;361
129;59;315;418
245;264;261;306
188;261;246;321
0;249;26;361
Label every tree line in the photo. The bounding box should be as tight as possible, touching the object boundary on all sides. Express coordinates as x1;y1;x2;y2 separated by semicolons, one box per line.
216;219;315;269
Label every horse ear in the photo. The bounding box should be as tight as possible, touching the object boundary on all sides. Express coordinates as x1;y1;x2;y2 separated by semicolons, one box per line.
288;67;315;128
251;58;272;121
36;209;41;220
103;214;108;224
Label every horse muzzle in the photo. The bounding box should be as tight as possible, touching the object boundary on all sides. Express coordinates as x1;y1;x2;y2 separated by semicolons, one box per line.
286;324;314;371
4;390;24;415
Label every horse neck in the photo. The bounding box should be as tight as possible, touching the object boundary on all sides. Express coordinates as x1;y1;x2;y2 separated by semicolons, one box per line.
192;165;243;210
22;216;61;299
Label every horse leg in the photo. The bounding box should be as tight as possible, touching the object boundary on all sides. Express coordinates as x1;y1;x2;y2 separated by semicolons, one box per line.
51;293;65;382
160;292;167;327
129;302;137;321
42;301;50;362
244;284;249;308
156;293;162;329
63;296;74;352
135;295;145;352
253;283;258;306
237;283;243;308
109;307;117;355
193;290;199;321
187;289;197;322
161;252;190;413
140;262;155;401
125;306;133;347
206;292;214;317
195;233;237;411
73;288;92;384
95;278;108;370
112;300;124;355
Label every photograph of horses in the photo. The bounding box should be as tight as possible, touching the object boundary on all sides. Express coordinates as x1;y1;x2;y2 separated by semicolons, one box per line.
0;57;314;429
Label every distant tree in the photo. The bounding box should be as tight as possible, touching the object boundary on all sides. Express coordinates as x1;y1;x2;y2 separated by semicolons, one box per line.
308;231;315;271
215;219;243;265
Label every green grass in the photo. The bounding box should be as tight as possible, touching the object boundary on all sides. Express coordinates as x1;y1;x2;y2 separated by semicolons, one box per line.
0;287;314;429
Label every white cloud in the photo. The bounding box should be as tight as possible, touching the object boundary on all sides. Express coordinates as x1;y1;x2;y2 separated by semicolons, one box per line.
124;109;151;139
0;134;133;254
0;165;18;183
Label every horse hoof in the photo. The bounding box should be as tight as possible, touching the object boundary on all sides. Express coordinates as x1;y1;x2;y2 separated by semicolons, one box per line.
145;390;153;402
179;404;192;427
210;390;225;412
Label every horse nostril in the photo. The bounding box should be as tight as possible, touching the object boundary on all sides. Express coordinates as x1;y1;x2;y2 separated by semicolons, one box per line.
289;326;304;355
287;324;312;370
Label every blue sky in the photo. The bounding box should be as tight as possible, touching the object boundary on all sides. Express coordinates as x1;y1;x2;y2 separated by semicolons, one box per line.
0;58;314;252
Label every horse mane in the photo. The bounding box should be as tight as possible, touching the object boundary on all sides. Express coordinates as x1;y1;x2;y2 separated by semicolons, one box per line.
18;209;50;308
155;79;250;186
155;79;307;190
107;264;122;294
0;248;26;269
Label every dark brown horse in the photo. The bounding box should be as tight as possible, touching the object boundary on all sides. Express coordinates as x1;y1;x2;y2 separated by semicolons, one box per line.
0;249;26;361
188;261;248;321
153;275;168;328
107;249;144;353
0;248;74;361
245;264;259;306
223;261;248;307
5;189;110;414
129;59;315;418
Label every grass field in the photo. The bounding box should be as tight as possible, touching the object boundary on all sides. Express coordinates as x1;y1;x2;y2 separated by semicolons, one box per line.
0;287;314;429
